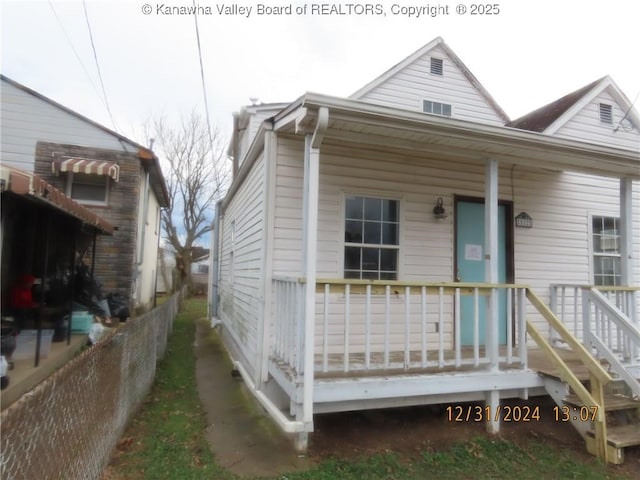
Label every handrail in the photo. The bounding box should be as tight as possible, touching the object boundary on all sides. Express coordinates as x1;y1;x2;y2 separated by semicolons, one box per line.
526;321;605;416
584;288;640;398
526;289;611;462
588;289;640;343
527;289;612;386
316;278;529;295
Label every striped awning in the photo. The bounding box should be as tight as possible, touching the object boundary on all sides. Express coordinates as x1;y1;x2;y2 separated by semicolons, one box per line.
52;157;120;182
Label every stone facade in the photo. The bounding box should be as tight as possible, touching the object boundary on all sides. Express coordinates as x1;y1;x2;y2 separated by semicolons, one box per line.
34;141;142;301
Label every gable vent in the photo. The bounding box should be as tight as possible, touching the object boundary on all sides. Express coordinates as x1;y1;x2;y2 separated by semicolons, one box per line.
430;57;443;76
599;103;613;124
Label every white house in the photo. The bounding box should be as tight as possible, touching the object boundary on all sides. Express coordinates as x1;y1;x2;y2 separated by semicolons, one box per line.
210;38;640;462
1;75;170;311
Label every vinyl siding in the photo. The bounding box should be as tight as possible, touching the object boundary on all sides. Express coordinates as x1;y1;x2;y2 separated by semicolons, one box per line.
0;79;137;171
356;45;505;126
271;137;640;352
219;154;266;374
553;90;640;151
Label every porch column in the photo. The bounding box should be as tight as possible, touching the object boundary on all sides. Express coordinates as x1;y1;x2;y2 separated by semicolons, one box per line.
620;178;637;324
484;158;500;434
485;159;499;368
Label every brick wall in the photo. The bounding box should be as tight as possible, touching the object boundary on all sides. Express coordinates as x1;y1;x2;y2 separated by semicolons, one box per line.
34;142;143;304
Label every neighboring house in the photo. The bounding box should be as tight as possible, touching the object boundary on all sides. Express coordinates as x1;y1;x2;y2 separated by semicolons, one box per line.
210;38;640;460
1;75;170;312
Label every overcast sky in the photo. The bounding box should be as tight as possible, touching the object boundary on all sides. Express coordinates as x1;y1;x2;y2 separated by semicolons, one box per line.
2;0;639;146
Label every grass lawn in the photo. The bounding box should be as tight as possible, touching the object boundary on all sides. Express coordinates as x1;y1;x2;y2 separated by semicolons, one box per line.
103;297;631;480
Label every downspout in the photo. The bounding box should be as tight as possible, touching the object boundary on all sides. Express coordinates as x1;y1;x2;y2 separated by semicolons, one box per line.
301;107;329;430
135;170;150;304
209;201;221;321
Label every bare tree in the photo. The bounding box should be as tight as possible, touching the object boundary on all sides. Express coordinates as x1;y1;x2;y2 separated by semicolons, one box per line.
149;112;229;285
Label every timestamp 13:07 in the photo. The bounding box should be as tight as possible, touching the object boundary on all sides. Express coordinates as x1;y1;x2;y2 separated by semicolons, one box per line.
446;405;599;422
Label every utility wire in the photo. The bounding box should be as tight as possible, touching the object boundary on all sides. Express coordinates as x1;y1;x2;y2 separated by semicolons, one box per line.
48;1;106;109
193;0;216;154
82;0;119;133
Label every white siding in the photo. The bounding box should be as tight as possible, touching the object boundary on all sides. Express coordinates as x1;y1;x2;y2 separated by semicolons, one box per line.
138;189;161;307
271;137;640;350
0;79;136;171
356;46;505;126
553;90;640;151
219;154;266;374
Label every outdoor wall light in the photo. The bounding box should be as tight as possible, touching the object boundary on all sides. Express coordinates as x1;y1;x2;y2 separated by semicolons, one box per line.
433;197;447;220
515;211;533;228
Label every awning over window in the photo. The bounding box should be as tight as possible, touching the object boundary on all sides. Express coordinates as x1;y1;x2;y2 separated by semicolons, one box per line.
52;157;120;182
1;165;114;234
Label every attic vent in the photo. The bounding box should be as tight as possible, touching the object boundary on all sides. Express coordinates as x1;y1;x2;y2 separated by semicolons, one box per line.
430;57;443;76
423;100;452;117
599;103;613;124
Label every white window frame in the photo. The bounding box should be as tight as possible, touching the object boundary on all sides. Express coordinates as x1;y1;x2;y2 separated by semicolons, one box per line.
423;99;452;117
65;172;109;206
342;194;400;280
590;214;621;286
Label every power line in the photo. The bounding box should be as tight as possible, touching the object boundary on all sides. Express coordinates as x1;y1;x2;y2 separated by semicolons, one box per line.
48;1;106;108
82;0;119;132
192;0;216;154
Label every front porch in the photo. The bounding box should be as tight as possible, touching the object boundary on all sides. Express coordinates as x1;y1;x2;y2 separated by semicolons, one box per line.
262;277;640;461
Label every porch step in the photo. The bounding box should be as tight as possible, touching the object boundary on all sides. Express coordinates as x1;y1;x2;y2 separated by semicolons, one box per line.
565;393;640;412
586;424;640;449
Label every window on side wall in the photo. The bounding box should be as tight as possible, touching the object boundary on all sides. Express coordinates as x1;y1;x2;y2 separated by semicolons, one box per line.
344;195;399;280
592;215;621;286
67;173;109;205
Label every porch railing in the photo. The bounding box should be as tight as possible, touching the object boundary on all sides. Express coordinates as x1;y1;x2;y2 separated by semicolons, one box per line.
550;284;639;345
271;277;529;375
271;276;305;374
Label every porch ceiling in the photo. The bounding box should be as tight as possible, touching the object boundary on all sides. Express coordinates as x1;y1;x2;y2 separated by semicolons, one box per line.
274;93;640;180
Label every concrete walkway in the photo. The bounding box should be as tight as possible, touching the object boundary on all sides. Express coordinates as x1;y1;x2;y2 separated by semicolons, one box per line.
194;320;314;478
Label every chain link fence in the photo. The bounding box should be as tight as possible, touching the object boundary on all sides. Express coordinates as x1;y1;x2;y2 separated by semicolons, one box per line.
0;290;184;480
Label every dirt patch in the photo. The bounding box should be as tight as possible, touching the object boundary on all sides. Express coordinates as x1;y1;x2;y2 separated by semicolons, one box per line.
308;397;640;477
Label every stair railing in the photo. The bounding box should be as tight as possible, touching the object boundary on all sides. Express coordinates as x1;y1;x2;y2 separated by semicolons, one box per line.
526;289;613;462
583;288;640;399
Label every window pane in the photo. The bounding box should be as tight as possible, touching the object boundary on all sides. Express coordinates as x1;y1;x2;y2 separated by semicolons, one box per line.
344;247;361;270
382;222;398;245
361;271;378;280
382;200;398;222
362;248;379;271
70;174;107;202
345;220;362;243
364;222;381;244
380;272;397;280
345;196;363;220
364;197;382;221
380;249;397;271
71;184;106;201
443;104;452;117
345;270;361;279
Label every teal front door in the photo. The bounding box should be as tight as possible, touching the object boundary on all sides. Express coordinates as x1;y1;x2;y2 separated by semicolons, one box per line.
456;200;508;346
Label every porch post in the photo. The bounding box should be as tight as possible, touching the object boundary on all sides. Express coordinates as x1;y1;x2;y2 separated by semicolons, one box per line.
619;178;636;324
485;158;500;434
485;159;499;368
